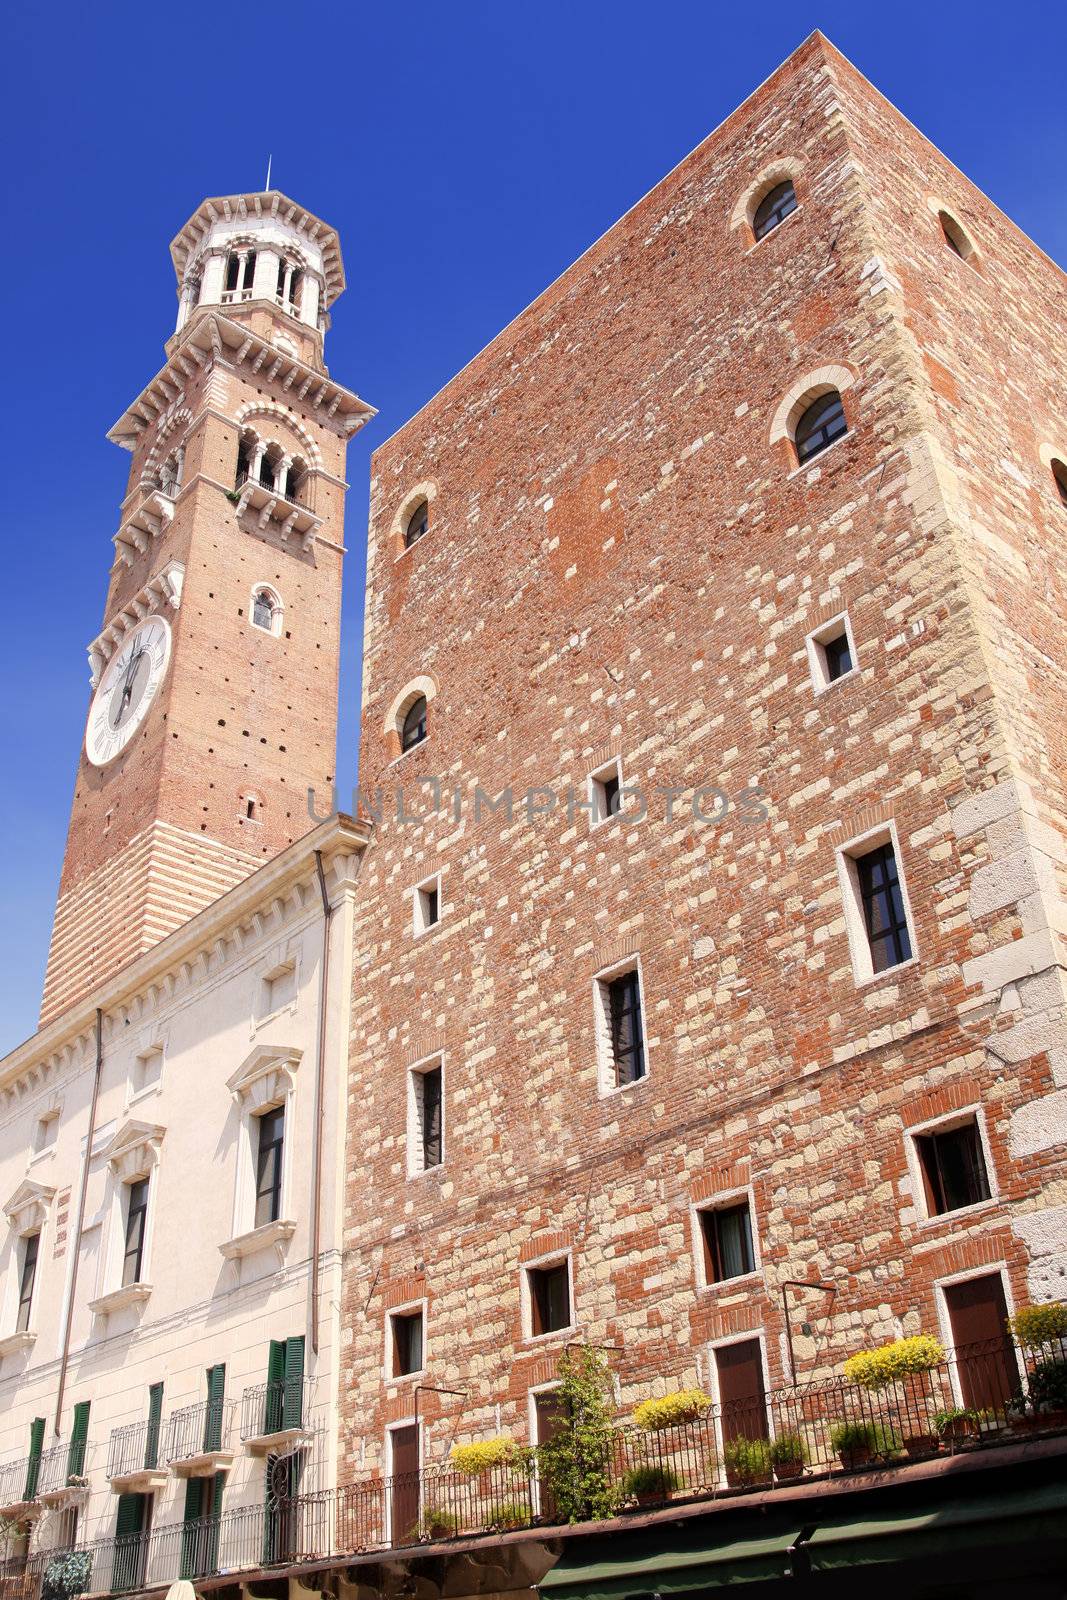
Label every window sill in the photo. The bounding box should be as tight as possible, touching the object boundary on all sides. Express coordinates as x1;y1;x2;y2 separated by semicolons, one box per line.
917;1197;998;1230
386;1368;427;1385
407;1161;446;1181
522;1324;576;1347
126;1081;163;1110
389;740;429;769
0;1329;36;1359
598;1070;651;1102
698;1270;762;1296
219;1218;296;1260
89;1283;152;1317
851;953;920;991
27;1146;56;1168
812;666;860;697
109;1467;169;1494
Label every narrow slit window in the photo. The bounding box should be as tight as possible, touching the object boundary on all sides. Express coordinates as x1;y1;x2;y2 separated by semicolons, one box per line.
414;876;441;934
410;1061;443;1173
604;968;645;1086
122;1179;149;1287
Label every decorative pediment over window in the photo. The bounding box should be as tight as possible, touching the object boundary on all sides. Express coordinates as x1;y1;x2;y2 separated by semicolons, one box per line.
4;1180;56;1235
101;1120;166;1183
227;1045;301;1113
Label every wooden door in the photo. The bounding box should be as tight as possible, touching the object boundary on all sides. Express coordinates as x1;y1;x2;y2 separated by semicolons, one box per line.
715;1339;769;1443
943;1274;1019;1411
533;1391;567;1521
389;1425;420;1546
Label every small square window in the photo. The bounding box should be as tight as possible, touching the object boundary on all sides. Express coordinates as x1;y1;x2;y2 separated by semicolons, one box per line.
698;1199;756;1285
263;961;296;1014
389;1308;425;1377
130;1047;164;1099
806;613;857;693
589;759;623;827
594;962;647;1090
837;828;916;984
408;1059;444;1174
32;1111;59;1156
915;1118;991;1216
526;1259;572;1338
413;874;442;936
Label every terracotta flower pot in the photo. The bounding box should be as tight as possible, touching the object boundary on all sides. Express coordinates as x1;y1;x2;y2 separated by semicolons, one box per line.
903;1433;939;1459
773;1460;805;1481
838;1444;873;1470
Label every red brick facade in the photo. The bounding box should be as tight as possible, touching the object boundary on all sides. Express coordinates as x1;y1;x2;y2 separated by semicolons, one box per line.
341;31;1067;1476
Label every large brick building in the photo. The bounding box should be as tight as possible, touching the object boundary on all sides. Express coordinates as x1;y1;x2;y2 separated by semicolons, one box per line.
2;27;1066;1600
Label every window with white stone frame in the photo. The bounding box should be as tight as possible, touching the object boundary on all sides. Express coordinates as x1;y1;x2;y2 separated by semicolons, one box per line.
521;1253;574;1341
222;1046;300;1257
89;1123;164;1314
693;1190;760;1289
835;823;917;984
805;612;858;693
407;1055;444;1175
592;957;648;1092
412;872;443;936
588;757;623;828
906;1108;995;1222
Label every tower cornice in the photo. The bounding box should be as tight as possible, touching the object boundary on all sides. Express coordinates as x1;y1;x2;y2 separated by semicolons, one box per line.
107;312;376;450
170;190;345;307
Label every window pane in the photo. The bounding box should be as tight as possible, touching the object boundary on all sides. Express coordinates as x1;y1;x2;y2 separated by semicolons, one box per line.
402;697;427;751
255;1106;285;1227
716;1204;755;1279
123;1181;148;1286
421;1067;443;1168
857;844;911;971
608;970;645;1085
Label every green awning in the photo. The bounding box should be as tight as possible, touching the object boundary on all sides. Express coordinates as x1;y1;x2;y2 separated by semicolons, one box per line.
538;1523;802;1599
807;1478;1067;1572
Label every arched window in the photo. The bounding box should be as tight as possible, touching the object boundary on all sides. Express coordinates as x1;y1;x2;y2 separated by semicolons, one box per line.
235;431;256;490
251;587;280;634
259;444;283;493
288;456;308;506
401;695;428;752
1052;459;1067;509
794;391;848;464
938;211;976;264
159;451;182;498
405;500;429;548
752;179;797;241
225;253;241;292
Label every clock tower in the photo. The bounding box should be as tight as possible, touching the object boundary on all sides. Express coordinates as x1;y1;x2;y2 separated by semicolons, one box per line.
40;191;374;1026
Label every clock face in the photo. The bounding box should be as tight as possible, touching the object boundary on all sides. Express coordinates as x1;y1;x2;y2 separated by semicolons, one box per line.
85;616;172;768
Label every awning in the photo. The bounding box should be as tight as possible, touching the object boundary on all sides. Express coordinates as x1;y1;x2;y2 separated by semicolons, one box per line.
806;1478;1067;1572
538;1523;803;1599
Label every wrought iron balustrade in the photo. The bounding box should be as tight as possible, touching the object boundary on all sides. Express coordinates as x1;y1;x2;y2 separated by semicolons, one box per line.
240;1377;312;1442
162;1399;235;1466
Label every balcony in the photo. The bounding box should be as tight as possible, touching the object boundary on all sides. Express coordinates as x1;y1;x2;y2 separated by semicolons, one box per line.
240;1377;312;1455
106;1420;168;1495
162;1400;235;1479
231;475;322;549
0;1454;43;1524
34;1443;90;1511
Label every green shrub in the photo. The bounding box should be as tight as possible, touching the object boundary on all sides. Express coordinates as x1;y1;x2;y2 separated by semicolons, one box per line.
42;1553;92;1600
769;1430;807;1467
409;1507;459;1541
1028;1358;1067;1413
620;1463;679;1499
535;1347;621;1524
829;1420;902;1459
632;1390;712;1430
1008;1303;1067;1351
842;1335;945;1389
722;1436;771;1484
932;1406;978;1436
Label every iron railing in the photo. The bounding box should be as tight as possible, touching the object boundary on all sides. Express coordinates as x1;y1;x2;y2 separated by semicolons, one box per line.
240;1378;311;1442
162;1399;235;1466
7;1337;1066;1597
34;1443;88;1498
105;1420;164;1482
0;1454;36;1512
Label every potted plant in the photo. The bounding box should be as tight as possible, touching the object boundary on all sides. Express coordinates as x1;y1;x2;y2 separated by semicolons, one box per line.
619;1463;680;1507
1008;1302;1067;1355
932;1406;979;1445
486;1499;530;1531
449;1436;517;1488
632;1390;712;1431
722;1436;771;1488
409;1506;459;1542
42;1552;92;1600
829;1420;902;1470
842;1334;944;1457
1025;1357;1067;1428
535;1347;621;1524
769;1430;807;1481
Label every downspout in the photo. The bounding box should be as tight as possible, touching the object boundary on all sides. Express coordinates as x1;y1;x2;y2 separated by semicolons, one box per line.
54;1007;104;1435
309;852;333;1357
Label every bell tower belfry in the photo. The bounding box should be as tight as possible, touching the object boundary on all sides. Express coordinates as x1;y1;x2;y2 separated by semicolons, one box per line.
41;191;374;1026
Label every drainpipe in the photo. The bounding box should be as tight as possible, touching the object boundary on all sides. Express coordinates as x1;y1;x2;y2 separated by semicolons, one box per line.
309;852;333;1357
54;1008;105;1435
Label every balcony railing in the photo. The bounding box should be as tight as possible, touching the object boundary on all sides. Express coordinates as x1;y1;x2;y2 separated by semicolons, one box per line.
34;1443;88;1501
106;1420;164;1483
240;1378;312;1445
162;1400;235;1468
7;1338;1066;1597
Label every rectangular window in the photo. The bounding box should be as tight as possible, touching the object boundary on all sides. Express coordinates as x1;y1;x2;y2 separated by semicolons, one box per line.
857;842;912;973
589;759;623;827
389;1309;425;1377
413;875;442;935
806;613;857;693
32;1112;59;1156
16;1232;39;1332
254;1105;285;1227
527;1260;571;1337
122;1180;148;1287
410;1062;443;1172
607;969;645;1086
916;1119;991;1216
263;962;296;1014
130;1047;164;1098
699;1201;755;1284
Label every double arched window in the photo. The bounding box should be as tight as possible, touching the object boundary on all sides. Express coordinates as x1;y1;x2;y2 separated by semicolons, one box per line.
159;450;183;498
275;255;304;312
752;179;797;241
224;249;257;299
794;391;848;465
234;430;311;505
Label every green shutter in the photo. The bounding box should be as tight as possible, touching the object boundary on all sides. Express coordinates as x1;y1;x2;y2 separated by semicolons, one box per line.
204;1470;225;1575
282;1336;305;1431
145;1383;163;1470
115;1492;146;1538
265;1340;286;1434
67;1400;90;1478
24;1417;45;1501
113;1491;148;1592
203;1364;225;1452
180;1477;203;1580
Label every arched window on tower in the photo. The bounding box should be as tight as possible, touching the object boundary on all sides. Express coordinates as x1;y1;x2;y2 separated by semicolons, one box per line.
159;451;183;498
225;253;241;293
794;390;848;465
251;587;280;633
405;500;429;548
401;695;428;752
752;178;797;241
938;211;977;265
259;444;283;493
287;456;308;506
235;431;256;491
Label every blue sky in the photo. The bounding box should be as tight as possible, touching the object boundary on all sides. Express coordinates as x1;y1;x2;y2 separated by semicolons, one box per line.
0;0;1063;1051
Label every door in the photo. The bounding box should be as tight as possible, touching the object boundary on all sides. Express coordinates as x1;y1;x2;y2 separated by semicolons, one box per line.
112;1492;149;1593
943;1274;1019;1411
389;1426;420;1546
715;1339;769;1443
533;1390;568;1520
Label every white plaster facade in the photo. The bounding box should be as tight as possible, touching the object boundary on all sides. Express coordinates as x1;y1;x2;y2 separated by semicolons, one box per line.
0;817;367;1570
